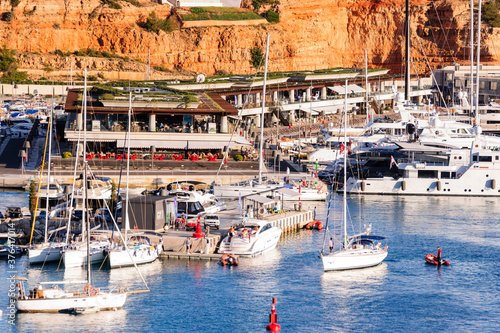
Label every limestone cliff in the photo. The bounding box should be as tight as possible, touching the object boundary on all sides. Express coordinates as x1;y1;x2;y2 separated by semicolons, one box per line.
0;0;497;80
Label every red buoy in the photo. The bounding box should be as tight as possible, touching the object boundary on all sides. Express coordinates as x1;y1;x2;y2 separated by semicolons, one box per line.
266;297;281;332
192;221;204;238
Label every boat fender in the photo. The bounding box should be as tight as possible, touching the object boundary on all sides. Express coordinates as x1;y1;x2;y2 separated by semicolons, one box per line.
259;207;265;215
436;181;442;191
401;180;406;191
492;179;496;190
361;181;366;192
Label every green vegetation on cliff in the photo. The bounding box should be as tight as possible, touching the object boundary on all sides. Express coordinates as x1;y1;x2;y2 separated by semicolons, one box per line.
483;2;500;27
182;7;262;21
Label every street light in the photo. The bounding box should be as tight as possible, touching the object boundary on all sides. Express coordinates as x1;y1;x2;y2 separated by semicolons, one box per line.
150;145;156;170
19;150;26;174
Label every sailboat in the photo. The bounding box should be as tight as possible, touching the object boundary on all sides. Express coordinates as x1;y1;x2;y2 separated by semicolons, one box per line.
62;72;111;268
212;35;328;201
107;92;163;268
320;80;388;272
28;97;68;264
14;71;130;313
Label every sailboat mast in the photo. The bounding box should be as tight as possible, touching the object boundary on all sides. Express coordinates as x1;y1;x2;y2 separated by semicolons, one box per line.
343;79;348;247
405;0;410;102
83;68;91;291
258;34;270;185
44;96;54;243
365;49;369;125
475;0;482;129
470;0;474;119
125;92;132;241
82;69;87;245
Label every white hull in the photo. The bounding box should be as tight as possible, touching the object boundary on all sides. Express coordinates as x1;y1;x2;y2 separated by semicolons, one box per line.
219;227;281;257
28;243;66;264
16;292;127;313
322;249;388;271
108;244;162;268
63;241;109;268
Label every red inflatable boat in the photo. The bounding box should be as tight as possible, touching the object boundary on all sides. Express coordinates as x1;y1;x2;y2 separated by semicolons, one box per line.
425;253;450;266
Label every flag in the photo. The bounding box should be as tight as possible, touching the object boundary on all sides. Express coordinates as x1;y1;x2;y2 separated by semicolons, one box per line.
339;143;345;154
174;197;178;221
390;156;399;169
315;162;318;177
238;192;242;217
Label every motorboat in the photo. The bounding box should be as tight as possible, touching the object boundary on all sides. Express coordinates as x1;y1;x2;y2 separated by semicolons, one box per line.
218;219;282;257
345;146;500;196
425;253;450;265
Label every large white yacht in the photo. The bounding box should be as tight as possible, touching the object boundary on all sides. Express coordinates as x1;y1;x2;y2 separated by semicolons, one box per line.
218;219;282;256
345;146;500;196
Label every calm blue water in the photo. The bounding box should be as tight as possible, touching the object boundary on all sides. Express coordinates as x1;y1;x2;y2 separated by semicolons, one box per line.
1;192;499;332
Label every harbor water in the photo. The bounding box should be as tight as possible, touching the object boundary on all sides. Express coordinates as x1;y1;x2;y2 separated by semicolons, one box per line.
0;191;499;332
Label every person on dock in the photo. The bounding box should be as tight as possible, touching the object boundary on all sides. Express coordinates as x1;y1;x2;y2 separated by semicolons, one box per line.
437;247;442;264
185;237;192;254
328;238;334;253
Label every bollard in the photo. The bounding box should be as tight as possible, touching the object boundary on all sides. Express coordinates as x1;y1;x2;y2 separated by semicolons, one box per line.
266;297;281;331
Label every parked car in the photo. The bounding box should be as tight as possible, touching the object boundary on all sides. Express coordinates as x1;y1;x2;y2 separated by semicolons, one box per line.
204;215;220;230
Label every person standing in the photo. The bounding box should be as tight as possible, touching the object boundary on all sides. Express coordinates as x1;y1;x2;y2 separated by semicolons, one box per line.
328;238;334;253
437;247;442;264
314;206;317;220
185;237;192;254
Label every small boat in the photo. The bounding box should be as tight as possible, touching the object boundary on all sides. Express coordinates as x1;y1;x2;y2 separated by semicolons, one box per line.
304;221;323;230
218;254;238;266
425;253;450;266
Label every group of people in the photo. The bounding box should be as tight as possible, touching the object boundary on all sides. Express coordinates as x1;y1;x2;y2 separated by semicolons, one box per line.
228;226;259;242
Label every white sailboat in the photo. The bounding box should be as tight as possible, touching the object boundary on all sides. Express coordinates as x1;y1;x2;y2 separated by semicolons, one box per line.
62;71;110;268
14;71;130;313
107;92;163;268
28;97;68;264
320;80;388;272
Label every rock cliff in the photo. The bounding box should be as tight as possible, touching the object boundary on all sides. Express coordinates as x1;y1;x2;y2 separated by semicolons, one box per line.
1;0;498;80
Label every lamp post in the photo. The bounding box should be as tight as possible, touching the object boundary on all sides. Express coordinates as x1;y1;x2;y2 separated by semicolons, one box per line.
150;145;156;170
19;150;26;174
24;141;31;164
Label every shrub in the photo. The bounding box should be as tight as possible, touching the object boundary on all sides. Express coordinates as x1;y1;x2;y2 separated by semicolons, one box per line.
87;75;98;81
265;10;279;23
250;46;263;69
252;0;261;11
234;155;243;161
2;11;14;22
53;23;61;29
1;69;27;83
62;151;73;158
100;93;115;100
10;0;20;9
0;46;17;72
102;0;122;10
143;11;175;33
483;2;500;27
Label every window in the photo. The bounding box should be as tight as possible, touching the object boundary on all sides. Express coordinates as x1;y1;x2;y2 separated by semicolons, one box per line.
473;155;478;162
479;155;492;162
446;73;453;81
465;79;470;88
441;172;451;179
490;81;498;90
418;170;438;178
480;81;485;89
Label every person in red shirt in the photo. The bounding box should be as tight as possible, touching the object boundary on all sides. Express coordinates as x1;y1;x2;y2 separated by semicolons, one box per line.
437;247;442;263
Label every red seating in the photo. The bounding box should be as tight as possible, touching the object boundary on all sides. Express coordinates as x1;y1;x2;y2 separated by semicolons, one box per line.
207;156;217;162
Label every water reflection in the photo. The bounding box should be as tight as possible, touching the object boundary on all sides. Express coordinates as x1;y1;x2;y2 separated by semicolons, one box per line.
320;263;388;296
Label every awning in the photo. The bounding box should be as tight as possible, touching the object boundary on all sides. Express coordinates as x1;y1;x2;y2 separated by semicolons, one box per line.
116;139;188;149
247;195;275;204
310;105;342;115
187;141;229;149
275;188;299;197
328;84;366;94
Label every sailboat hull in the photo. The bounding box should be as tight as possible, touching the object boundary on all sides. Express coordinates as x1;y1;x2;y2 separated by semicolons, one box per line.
28;244;65;264
15;292;127;313
108;244;162;268
322;249;388;271
63;242;109;268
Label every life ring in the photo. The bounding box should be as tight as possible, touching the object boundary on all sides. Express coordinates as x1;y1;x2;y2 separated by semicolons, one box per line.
84;285;98;296
319;188;324;194
457;173;462;179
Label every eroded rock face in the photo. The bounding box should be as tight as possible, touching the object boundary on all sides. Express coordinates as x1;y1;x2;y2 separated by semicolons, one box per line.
1;0;498;78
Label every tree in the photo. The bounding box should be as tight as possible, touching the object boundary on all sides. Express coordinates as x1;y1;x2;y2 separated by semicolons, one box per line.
250;47;264;69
